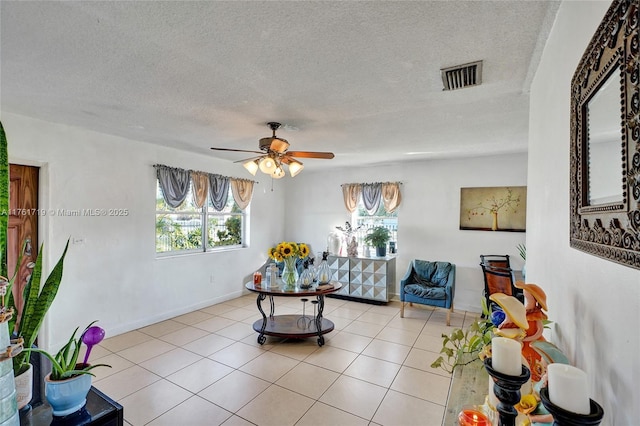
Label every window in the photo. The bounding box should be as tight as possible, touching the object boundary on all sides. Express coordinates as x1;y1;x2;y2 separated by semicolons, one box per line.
155;182;246;254
351;201;398;254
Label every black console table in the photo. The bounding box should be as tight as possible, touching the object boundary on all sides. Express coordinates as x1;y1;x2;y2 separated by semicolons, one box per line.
20;387;123;426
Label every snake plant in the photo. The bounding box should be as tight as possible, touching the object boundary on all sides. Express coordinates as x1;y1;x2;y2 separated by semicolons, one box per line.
0;120;70;376
9;241;69;375
0;122;8;279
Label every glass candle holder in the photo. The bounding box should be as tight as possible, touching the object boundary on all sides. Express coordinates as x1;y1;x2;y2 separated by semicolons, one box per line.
458;405;492;426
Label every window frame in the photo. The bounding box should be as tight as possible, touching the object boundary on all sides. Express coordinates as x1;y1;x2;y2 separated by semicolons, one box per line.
350;201;398;256
155;181;247;256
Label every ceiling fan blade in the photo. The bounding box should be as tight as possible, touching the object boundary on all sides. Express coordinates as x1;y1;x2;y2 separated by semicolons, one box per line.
286;151;335;159
210;147;263;154
233;155;264;164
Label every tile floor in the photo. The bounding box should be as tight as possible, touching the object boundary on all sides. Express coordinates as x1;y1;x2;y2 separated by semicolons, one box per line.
91;294;479;426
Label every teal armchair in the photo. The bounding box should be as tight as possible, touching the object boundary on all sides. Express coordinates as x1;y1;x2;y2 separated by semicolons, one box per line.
400;260;456;325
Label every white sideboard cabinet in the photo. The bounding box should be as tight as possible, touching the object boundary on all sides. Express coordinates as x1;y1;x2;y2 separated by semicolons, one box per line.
327;255;396;303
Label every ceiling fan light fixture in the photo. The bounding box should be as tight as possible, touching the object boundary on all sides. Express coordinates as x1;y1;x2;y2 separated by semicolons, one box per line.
288;159;304;177
211;121;334;179
243;159;259;176
258;156;276;174
271;165;285;179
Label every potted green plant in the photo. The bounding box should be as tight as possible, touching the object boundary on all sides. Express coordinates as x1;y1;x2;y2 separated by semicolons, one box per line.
8;242;69;405
26;322;110;416
8;241;69;375
0;121;70;410
363;226;391;257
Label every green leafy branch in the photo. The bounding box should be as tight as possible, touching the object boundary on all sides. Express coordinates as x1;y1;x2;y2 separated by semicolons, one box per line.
431;299;495;374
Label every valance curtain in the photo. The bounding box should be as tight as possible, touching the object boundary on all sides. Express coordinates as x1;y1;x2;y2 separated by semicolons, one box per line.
230;179;254;211
155;164;255;210
362;183;382;214
209;174;230;211
190;171;209;208
342;183;361;213
156;165;190;208
341;181;402;214
382;182;402;213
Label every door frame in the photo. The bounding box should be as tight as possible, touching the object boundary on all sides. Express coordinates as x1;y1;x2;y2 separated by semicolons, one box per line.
10;158;53;349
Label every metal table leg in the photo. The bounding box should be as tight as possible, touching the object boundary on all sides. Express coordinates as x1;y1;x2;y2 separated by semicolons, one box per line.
269;295;275;317
315;294;325;346
256;293;268;344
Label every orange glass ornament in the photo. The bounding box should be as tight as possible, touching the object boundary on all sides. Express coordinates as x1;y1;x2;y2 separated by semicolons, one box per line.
458;406;492;426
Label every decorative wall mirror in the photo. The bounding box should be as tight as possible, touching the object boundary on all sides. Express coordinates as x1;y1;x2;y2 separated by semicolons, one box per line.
570;0;639;269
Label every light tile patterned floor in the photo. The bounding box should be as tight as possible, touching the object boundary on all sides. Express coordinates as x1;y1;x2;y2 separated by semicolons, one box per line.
92;295;478;426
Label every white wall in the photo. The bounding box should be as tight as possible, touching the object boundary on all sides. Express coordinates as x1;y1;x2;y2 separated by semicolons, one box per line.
528;2;639;424
4;112;285;350
285;155;527;313
3;109;529;352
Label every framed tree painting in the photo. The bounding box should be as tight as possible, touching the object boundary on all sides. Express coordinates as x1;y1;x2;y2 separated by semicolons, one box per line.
460;186;527;232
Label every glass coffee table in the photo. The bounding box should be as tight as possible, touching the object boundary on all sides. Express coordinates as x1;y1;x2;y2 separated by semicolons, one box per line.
244;281;342;347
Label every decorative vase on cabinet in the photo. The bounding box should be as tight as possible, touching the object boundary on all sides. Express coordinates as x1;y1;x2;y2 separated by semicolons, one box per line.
327;232;341;256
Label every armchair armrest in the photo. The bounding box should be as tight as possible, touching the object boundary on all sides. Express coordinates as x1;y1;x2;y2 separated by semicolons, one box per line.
444;264;456;301
400;264;414;288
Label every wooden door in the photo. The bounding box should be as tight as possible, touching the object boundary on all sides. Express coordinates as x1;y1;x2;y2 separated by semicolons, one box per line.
8;164;39;323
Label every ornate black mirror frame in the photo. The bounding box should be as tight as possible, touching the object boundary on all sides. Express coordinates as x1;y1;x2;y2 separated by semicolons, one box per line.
570;0;640;269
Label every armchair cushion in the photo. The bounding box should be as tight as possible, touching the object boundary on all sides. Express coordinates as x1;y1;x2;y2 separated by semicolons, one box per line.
412;260;452;287
404;283;447;299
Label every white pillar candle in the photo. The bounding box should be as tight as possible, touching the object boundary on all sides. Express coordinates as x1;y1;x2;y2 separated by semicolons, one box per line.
491;337;522;375
547;363;591;414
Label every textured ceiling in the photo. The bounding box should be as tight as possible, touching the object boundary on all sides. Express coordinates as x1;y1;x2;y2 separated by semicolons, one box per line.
0;1;559;170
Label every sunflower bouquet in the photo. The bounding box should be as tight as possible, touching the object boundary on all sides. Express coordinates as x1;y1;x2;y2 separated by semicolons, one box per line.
268;242;310;287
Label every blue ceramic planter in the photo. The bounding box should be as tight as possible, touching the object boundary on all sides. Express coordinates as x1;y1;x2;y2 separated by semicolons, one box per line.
45;372;91;417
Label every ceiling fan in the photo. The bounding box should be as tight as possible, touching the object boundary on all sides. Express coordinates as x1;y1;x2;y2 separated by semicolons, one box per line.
210;122;334;178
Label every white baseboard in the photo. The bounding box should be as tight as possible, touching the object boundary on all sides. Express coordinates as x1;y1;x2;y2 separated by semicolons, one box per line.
453;302;482;314
106;290;245;338
392;293;482;315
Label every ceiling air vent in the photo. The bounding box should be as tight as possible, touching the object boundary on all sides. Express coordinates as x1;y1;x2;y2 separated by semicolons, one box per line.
441;60;483;91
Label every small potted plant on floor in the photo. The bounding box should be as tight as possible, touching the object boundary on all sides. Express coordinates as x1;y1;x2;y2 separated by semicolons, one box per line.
26;322;111;416
364;226;391;257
